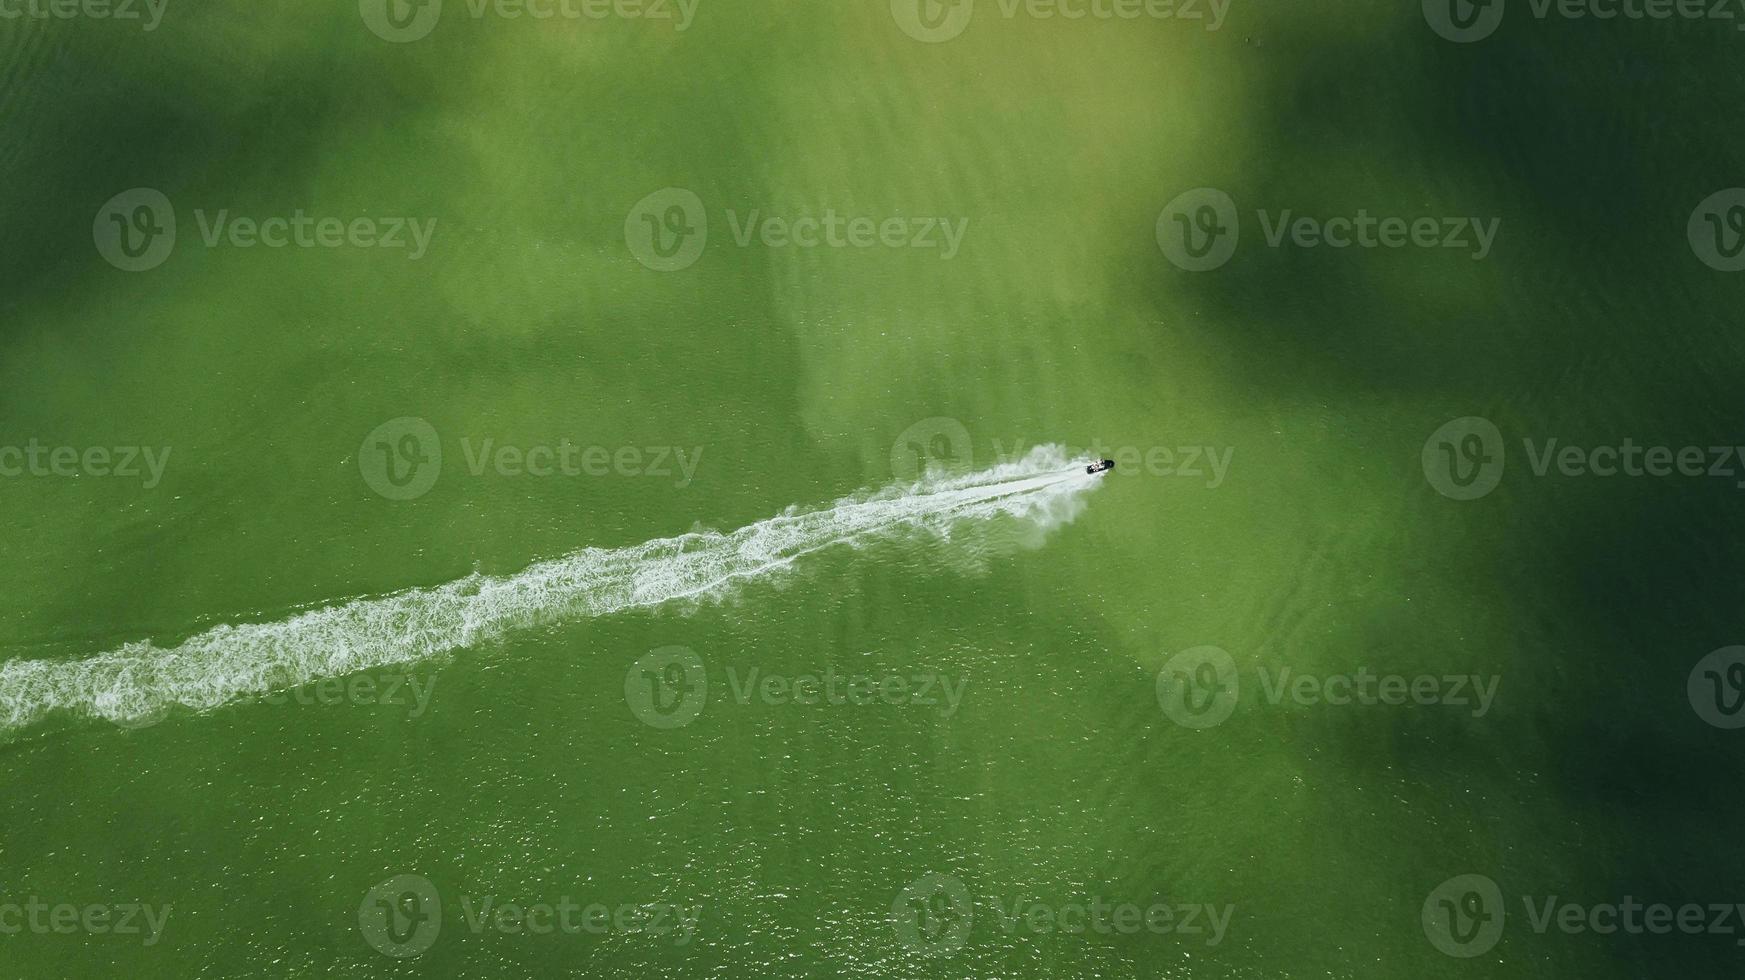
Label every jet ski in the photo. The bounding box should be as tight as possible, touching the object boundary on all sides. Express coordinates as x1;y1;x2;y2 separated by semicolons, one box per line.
1086;459;1116;475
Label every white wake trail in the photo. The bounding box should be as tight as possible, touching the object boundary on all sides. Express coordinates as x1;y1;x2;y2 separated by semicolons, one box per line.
0;445;1102;732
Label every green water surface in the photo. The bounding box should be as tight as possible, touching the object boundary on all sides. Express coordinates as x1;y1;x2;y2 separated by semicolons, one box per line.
2;1;1744;977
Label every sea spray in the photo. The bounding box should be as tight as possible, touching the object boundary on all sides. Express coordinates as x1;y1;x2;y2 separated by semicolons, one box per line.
0;445;1102;732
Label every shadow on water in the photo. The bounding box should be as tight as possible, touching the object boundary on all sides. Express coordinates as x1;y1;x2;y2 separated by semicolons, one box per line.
1125;16;1745;395
0;12;491;329
1122;8;1745;975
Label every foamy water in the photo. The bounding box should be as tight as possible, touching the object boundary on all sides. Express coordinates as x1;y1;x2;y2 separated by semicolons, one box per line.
0;446;1102;732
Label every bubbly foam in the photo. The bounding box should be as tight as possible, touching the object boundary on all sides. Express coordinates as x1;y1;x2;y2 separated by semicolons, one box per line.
0;445;1101;732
